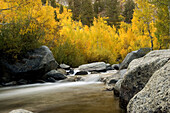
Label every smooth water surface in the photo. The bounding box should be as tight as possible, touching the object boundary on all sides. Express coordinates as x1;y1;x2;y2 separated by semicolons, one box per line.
0;75;124;113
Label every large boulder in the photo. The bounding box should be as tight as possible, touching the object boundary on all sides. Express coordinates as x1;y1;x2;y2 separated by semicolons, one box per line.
119;48;151;70
9;109;33;113
78;62;107;72
119;49;170;109
0;46;58;83
127;61;170;113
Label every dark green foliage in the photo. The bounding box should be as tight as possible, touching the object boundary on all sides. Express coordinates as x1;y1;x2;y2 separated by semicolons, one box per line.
41;0;46;5
105;0;121;28
51;0;58;8
98;0;105;12
59;5;64;14
80;0;94;26
94;1;99;17
68;0;73;10
93;0;105;17
72;0;81;21
0;18;44;61
153;0;169;48
68;0;94;26
123;0;135;23
41;0;59;8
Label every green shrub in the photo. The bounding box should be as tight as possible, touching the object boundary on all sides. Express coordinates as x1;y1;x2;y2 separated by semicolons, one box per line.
52;39;86;67
0;17;44;62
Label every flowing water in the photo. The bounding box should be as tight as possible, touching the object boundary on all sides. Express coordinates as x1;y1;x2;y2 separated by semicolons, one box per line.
0;74;124;113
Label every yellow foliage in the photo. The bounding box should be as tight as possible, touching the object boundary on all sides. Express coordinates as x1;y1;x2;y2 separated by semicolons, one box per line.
0;0;161;66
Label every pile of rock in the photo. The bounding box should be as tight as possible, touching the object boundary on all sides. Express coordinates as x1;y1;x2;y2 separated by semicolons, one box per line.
104;48;151;92
127;60;170;113
109;49;170;113
0;46;70;86
101;48;169;113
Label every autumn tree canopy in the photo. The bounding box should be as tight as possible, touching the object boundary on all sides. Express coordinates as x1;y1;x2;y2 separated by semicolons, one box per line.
0;0;169;66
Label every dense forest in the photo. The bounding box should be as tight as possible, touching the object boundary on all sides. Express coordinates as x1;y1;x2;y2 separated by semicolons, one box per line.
0;0;169;67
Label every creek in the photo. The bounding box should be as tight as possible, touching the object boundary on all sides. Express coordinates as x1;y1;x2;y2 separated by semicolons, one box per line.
0;74;124;113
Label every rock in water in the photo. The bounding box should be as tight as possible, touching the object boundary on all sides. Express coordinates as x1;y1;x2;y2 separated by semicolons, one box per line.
119;48;151;70
119;49;170;109
9;109;33;113
104;70;126;91
44;70;67;81
0;46;58;83
111;64;120;70
106;63;112;70
75;71;88;75
57;68;67;75
127;61;170;113
78;62;107;72
59;64;70;70
113;79;123;97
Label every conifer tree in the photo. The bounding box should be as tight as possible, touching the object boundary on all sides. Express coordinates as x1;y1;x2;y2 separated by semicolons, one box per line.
123;0;135;23
72;0;81;21
105;0;121;28
93;0;105;17
80;0;94;26
94;0;99;17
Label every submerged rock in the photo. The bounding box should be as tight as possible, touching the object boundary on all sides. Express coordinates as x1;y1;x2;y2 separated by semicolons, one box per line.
119;48;151;70
63;76;84;82
127;61;170;113
119;49;170;109
9;109;33;113
78;62;107;72
0;46;58;83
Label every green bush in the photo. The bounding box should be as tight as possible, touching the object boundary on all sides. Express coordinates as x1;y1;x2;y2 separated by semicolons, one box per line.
52;39;86;67
0;18;44;62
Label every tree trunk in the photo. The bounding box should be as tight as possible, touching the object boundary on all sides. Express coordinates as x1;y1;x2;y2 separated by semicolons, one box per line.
147;23;153;50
